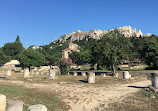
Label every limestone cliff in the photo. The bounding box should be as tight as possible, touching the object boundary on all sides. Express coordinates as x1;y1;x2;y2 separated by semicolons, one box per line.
55;26;149;43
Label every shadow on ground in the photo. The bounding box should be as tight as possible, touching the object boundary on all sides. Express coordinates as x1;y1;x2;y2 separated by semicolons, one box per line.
128;86;149;89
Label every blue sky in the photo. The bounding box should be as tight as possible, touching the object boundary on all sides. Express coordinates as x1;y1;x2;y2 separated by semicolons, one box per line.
0;0;158;48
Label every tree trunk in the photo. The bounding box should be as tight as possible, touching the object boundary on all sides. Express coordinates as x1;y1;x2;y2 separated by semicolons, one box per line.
49;65;52;70
128;61;131;69
112;63;116;77
29;66;31;72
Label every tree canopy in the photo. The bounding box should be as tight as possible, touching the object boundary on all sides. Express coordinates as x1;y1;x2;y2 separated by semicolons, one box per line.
141;38;158;69
18;49;46;68
2;36;24;59
0;49;10;66
91;30;133;74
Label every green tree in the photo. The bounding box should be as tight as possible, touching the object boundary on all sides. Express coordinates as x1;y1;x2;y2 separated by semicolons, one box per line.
45;54;60;66
92;30;132;75
69;51;81;64
80;49;92;63
15;35;20;42
38;41;70;66
0;49;10;66
2;36;24;59
18;49;46;69
70;50;92;64
141;40;158;69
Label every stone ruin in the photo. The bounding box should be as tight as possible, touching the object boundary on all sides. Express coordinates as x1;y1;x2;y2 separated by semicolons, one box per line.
87;72;95;83
30;66;60;76
73;72;77;76
123;71;131;80
23;68;30;78
48;69;56;79
151;72;158;88
0;94;47;111
0;60;22;75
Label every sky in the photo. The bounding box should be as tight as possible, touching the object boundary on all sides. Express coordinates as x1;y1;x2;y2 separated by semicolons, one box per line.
0;0;158;48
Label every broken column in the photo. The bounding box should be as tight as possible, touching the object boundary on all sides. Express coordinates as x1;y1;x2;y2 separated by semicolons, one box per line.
49;69;56;79
123;71;130;80
6;70;11;76
23;68;30;78
151;72;158;88
87;72;95;83
35;71;39;75
112;73;118;77
102;73;106;77
73;72;77;76
82;72;86;76
0;94;6;111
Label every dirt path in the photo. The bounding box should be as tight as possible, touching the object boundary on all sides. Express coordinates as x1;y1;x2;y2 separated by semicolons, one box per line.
0;79;151;111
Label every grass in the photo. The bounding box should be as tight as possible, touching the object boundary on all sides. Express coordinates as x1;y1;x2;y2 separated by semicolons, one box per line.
0;85;67;111
0;85;28;99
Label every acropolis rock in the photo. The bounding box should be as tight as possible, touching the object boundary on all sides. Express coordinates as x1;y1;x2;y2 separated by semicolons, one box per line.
55;26;146;43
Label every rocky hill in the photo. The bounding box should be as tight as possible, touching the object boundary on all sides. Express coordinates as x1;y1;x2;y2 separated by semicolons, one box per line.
55;26;151;43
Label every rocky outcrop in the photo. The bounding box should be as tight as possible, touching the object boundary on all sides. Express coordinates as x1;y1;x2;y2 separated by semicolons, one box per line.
56;29;112;43
116;26;143;37
144;33;151;37
55;26;149;43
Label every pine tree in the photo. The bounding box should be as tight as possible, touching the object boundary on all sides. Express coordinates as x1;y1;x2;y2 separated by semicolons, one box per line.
15;35;20;42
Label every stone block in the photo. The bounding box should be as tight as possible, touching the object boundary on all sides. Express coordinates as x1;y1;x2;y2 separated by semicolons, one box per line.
23;68;30;78
49;69;56;79
102;73;106;77
123;71;130;80
87;72;95;83
6;70;11;76
73;72;77;76
7;100;23;111
28;104;47;111
82;72;86;76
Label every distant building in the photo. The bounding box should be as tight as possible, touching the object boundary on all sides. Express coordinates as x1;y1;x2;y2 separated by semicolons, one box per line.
62;43;80;59
32;45;42;50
